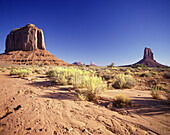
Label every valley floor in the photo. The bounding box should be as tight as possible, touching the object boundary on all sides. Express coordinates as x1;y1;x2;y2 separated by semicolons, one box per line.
0;71;169;135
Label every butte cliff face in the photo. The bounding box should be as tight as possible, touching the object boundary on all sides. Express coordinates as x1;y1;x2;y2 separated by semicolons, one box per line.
0;24;70;65
132;47;165;67
5;24;45;53
143;47;154;60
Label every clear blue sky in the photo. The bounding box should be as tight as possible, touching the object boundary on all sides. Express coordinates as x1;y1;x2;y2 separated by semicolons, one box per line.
0;0;170;66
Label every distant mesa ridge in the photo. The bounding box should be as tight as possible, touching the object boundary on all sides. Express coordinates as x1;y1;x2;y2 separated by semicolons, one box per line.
0;24;70;65
73;61;96;66
124;47;166;67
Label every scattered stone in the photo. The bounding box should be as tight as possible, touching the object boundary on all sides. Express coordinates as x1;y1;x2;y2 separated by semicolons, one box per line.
26;127;31;130
53;131;57;135
14;105;21;111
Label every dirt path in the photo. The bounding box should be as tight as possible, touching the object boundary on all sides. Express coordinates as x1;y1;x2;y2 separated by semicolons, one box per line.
0;71;169;135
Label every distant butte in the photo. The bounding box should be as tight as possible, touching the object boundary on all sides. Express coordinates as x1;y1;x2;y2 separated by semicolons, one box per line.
123;47;167;67
0;24;70;65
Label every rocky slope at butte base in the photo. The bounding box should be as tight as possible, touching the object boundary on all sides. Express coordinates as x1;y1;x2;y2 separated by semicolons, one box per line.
0;50;69;65
0;24;70;66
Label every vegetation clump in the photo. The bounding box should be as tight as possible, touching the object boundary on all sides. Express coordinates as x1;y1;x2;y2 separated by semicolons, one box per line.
47;67;107;101
10;68;32;77
125;69;132;75
163;72;170;79
151;87;161;99
140;71;152;77
131;64;147;69
112;74;135;89
107;62;114;68
113;95;131;108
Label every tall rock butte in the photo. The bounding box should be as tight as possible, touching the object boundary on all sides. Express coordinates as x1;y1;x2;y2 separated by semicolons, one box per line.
124;47;166;67
0;24;70;65
5;24;46;53
143;47;154;60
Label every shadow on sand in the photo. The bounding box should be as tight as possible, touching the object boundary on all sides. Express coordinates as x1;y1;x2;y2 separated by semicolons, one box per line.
27;80;79;101
129;96;170;116
39;91;79;101
28;81;57;88
27;80;170;116
95;96;170;116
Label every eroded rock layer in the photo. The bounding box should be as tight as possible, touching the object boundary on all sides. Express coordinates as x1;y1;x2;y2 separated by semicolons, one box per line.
0;50;69;65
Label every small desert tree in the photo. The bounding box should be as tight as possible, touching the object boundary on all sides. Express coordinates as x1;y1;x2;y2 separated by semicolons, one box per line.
107;62;114;68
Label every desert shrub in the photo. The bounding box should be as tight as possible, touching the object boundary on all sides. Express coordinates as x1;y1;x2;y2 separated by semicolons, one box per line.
163;72;170;79
152;71;158;76
113;95;131;108
48;70;58;77
112;74;135;89
10;68;18;75
156;84;167;90
140;72;152;77
107;62;114;68
34;68;45;74
71;69;91;88
151;87;161;99
112;67;118;70
102;74;113;81
105;69;111;73
125;69;132;75
119;68;126;71
0;67;6;72
78;75;107;101
72;74;89;88
107;80;114;89
10;68;32;77
39;63;45;67
46;67;106;100
131;64;147;69
85;75;107;99
78;92;87;101
47;67;89;85
137;67;142;70
134;72;140;76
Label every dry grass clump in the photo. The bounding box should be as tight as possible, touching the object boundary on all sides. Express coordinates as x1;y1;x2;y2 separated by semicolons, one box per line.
163;72;170;79
151;87;161;99
112;74;136;89
47;67;107;101
156;83;167;90
10;68;32;77
113;95;131;108
140;71;152;77
79;75;107;101
47;67;91;86
125;69;132;75
0;67;6;72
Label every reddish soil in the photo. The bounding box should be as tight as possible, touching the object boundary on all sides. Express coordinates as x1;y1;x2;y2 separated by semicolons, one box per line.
0;70;170;135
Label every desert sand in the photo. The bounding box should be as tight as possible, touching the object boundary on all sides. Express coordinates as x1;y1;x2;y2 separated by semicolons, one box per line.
0;70;170;135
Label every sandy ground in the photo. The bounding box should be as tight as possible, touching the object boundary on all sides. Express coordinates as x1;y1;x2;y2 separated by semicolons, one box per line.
0;71;170;135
